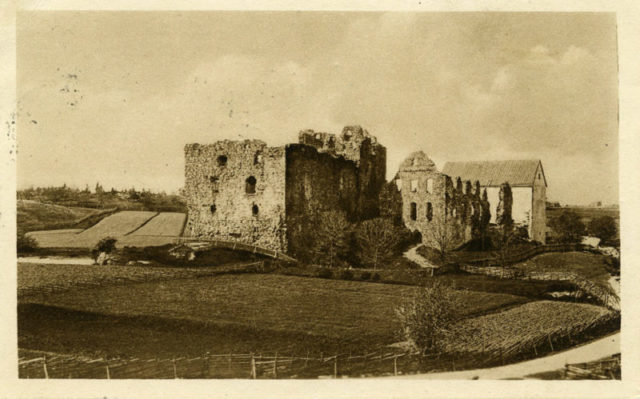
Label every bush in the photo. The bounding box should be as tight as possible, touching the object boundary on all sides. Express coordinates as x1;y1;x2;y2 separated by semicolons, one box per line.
17;233;39;254
395;281;459;354
316;268;333;279
92;237;118;262
549;211;585;243
340;269;354;280
372;273;381;282
588;216;618;244
360;271;372;281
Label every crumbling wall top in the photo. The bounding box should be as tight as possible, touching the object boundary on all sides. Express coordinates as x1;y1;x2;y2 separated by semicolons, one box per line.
398;151;438;173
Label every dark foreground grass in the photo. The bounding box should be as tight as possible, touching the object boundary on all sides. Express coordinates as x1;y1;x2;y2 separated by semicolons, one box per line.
19;273;529;358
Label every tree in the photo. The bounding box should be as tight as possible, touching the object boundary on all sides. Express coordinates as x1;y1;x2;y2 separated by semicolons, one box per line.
549;211;585;243
424;214;462;263
312;211;351;268
355;217;401;269
379;181;403;226
17;233;39;254
395;281;459;354
588;216;617;243
92;236;118;264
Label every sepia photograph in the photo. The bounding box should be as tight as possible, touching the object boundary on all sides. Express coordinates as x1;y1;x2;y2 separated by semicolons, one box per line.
4;2;640;397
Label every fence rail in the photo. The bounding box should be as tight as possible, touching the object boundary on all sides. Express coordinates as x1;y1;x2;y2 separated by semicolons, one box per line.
465;243;588;267
175;237;296;263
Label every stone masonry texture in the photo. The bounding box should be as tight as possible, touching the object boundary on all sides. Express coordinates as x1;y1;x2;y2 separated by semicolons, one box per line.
184;126;386;256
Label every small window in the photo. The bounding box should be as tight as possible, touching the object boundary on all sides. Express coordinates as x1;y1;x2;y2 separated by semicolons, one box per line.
210;204;216;214
426;178;433;194
217;155;228;167
254;152;263;165
245;176;257;194
410;179;418;192
410;202;417;221
426;202;433;221
252;204;259;215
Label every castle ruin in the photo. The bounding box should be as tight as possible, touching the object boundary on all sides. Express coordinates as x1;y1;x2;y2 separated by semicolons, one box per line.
183;126;386;258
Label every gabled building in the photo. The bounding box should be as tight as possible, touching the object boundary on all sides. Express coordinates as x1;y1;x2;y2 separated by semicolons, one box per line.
442;160;547;243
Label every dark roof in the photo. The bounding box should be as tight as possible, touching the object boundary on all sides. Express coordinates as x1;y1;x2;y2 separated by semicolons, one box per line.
442;160;545;187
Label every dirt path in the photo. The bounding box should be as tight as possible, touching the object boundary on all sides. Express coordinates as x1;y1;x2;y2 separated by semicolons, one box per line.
388;332;620;380
403;244;439;270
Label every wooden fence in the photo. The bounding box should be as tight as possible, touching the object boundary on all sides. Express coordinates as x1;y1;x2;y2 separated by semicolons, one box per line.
175;237;296;263
465;243;588;267
563;353;620;379
459;265;619;310
19;350;422;379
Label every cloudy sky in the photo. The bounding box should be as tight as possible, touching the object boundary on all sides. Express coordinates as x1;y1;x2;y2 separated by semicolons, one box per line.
16;12;618;205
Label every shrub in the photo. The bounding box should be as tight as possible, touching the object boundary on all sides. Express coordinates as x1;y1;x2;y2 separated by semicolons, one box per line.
92;237;118;262
549;211;585;243
395;281;459;354
588;216;618;244
354;217;402;269
372;273;381;282
360;271;372;281
340;269;354;280
317;268;333;279
17;233;39;254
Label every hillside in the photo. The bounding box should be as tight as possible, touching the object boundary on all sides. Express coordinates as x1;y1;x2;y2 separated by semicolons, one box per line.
17;200;99;236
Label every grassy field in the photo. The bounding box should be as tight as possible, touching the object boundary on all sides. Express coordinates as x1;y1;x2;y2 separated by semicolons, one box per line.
26;211;189;249
18;262;260;298
19;270;530;358
17;200;98;235
443;301;617;359
513;252;612;285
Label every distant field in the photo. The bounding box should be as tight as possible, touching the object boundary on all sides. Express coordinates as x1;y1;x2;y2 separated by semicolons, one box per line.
26;211;187;248
513;252;612;285
19;272;530;357
17;262;252;298
17;200;98;235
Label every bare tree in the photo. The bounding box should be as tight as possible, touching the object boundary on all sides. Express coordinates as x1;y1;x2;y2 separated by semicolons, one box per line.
313;210;351;268
355;217;401;269
395;281;459;354
424;213;462;263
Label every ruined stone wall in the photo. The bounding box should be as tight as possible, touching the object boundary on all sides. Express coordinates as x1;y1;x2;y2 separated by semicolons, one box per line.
297;125;386;219
398;151;489;248
284;144;359;259
184;140;287;252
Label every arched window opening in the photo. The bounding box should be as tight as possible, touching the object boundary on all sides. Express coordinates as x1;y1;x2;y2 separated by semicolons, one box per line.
210;204;216;214
252;204;259;215
410;202;417;221
217;155;228;167
245;176;257;194
427;202;433;221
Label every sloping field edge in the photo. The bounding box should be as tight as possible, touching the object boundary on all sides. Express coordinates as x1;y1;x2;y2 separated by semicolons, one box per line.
123;212;160;236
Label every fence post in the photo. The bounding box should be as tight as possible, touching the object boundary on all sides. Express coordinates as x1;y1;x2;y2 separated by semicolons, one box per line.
172;358;178;379
334;354;338;378
250;354;257;379
548;335;554;352
305;352;309;368
42;356;49;379
228;353;232;370
273;352;278;379
105;362;111;379
393;355;398;376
